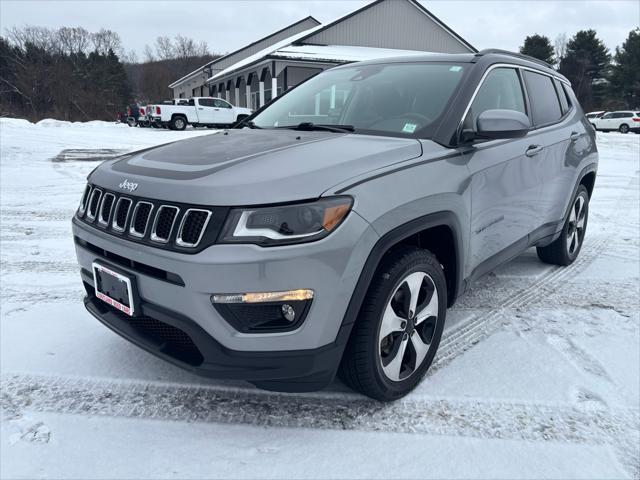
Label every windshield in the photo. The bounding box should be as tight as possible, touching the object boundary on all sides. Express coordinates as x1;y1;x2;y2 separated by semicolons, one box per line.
250;62;468;138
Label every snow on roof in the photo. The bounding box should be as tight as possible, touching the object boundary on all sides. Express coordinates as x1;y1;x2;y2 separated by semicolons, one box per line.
207;24;324;83
270;44;430;63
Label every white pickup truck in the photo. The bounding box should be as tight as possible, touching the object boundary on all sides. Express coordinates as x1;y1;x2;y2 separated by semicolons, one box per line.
147;97;252;130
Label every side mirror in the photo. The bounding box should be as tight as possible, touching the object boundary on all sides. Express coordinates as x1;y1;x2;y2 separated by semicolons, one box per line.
476;109;530;140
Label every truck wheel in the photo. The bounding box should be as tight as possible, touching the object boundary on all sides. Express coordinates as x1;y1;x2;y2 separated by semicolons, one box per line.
170;116;186;131
537;185;589;266
619;123;629;134
339;246;447;401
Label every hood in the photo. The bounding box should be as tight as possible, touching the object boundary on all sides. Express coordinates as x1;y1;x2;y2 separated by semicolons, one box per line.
90;129;424;205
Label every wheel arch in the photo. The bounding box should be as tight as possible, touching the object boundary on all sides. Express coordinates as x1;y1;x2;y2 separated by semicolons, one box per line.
341;211;464;333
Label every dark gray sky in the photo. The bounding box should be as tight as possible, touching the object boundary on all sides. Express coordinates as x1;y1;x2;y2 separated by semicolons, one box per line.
1;0;638;57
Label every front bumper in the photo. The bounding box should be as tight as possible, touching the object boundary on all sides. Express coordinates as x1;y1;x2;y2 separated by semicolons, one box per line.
72;212;378;385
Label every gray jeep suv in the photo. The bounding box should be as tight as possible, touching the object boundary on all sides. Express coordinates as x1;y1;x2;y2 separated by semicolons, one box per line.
72;50;597;401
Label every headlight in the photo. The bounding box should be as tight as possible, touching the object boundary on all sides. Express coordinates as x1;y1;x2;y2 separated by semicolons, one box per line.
219;197;353;246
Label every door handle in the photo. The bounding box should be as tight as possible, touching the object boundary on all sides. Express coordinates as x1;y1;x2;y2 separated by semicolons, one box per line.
525;145;543;157
198;107;204;110
214;108;220;111
570;132;581;142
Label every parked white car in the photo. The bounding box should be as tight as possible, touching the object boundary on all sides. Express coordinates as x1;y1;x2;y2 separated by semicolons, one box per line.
592;110;640;134
148;97;252;130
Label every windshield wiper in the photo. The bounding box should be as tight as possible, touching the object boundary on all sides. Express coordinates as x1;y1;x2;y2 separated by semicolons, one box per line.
233;118;261;129
278;122;355;133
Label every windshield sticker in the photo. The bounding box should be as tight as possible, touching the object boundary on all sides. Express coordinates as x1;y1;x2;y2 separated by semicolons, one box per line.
402;123;417;134
449;66;462;72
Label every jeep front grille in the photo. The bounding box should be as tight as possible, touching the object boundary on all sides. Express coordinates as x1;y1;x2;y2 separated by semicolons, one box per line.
177;209;211;247
98;193;115;225
112;197;132;232
151;206;179;243
87;188;102;220
76;184;223;253
129;201;153;237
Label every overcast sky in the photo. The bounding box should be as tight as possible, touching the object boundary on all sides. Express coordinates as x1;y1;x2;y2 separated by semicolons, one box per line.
1;0;638;58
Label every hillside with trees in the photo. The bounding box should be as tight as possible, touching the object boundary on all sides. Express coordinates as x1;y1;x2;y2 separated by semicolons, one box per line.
0;26;219;122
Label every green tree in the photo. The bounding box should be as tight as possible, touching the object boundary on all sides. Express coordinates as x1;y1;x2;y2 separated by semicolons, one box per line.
609;28;640;109
559;29;611;111
520;34;555;65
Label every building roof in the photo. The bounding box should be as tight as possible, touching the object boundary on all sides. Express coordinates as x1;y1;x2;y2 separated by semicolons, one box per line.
207;25;324;83
296;0;476;53
169;16;320;88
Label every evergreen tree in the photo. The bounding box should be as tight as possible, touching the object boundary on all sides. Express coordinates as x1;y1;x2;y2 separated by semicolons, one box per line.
609;28;640;109
520;34;555;65
559;30;611;111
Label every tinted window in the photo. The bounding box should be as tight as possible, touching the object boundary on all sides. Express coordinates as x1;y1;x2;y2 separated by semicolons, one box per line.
214;99;232;108
523;70;562;125
554;79;570;114
188;98;195;106
198;98;215;107
252;62;468;138
602;113;613;119
468;68;526;129
619;112;633;118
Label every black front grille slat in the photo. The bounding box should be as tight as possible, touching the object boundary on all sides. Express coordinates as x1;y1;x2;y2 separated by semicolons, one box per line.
87;189;102;220
113;198;132;231
98;193;115;225
77;184;221;253
151;206;179;243
130;202;153;237
177;210;211;247
78;185;92;215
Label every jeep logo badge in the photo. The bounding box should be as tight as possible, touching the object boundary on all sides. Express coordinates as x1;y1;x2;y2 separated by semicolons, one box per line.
119;179;138;192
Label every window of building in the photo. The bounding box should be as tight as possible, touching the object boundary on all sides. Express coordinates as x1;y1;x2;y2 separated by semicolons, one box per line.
523;70;562;126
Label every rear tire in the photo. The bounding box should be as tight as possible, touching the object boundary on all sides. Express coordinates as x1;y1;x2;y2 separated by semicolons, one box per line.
619;123;629;134
537;185;589;266
339;246;447;402
170;116;187;131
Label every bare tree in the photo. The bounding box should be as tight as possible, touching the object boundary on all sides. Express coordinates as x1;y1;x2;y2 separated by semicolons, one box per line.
92;28;122;55
554;33;568;64
143;44;156;62
5;25;56;52
122;48;138;64
155;36;174;60
57;27;91;55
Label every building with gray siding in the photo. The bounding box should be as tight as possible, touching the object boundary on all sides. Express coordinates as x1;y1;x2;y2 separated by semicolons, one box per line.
169;0;475;109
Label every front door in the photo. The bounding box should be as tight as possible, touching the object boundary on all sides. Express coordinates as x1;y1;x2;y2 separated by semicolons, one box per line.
195;98;216;124
462;67;541;275
213;99;235;124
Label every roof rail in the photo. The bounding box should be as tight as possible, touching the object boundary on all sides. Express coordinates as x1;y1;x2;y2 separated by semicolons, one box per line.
476;48;553;69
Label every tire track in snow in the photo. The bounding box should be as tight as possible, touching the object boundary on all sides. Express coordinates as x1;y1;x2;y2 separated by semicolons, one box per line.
2;373;638;476
432;176;639;375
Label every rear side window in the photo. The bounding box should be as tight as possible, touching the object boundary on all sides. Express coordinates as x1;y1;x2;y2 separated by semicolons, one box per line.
523;70;562;126
468;68;527;128
554;79;571;114
199;98;215;107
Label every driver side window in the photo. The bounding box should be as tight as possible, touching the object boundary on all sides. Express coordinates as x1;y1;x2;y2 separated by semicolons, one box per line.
466;68;527;131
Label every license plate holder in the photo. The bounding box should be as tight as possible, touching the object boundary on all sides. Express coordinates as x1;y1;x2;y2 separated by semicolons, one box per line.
92;262;137;317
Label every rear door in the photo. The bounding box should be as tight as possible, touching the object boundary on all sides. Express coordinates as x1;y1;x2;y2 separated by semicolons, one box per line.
522;72;580;230
463;66;541;274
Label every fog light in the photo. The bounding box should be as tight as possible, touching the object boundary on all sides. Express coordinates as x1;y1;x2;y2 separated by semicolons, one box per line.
210;290;314;333
281;304;295;322
211;289;314;304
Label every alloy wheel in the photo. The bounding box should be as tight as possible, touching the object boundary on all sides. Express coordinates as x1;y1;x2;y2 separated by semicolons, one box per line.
566;194;586;256
378;271;439;382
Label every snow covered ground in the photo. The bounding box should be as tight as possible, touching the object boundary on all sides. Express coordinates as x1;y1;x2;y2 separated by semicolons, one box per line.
1;119;638;479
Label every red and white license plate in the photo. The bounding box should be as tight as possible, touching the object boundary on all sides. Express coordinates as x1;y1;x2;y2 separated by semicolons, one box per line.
92;262;135;316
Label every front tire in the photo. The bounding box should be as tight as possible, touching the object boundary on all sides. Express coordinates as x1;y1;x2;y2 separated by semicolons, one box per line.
537;185;589;266
619;123;629;134
339;247;447;401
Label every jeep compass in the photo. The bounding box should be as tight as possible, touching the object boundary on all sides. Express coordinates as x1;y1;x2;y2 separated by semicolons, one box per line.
73;50;597;401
